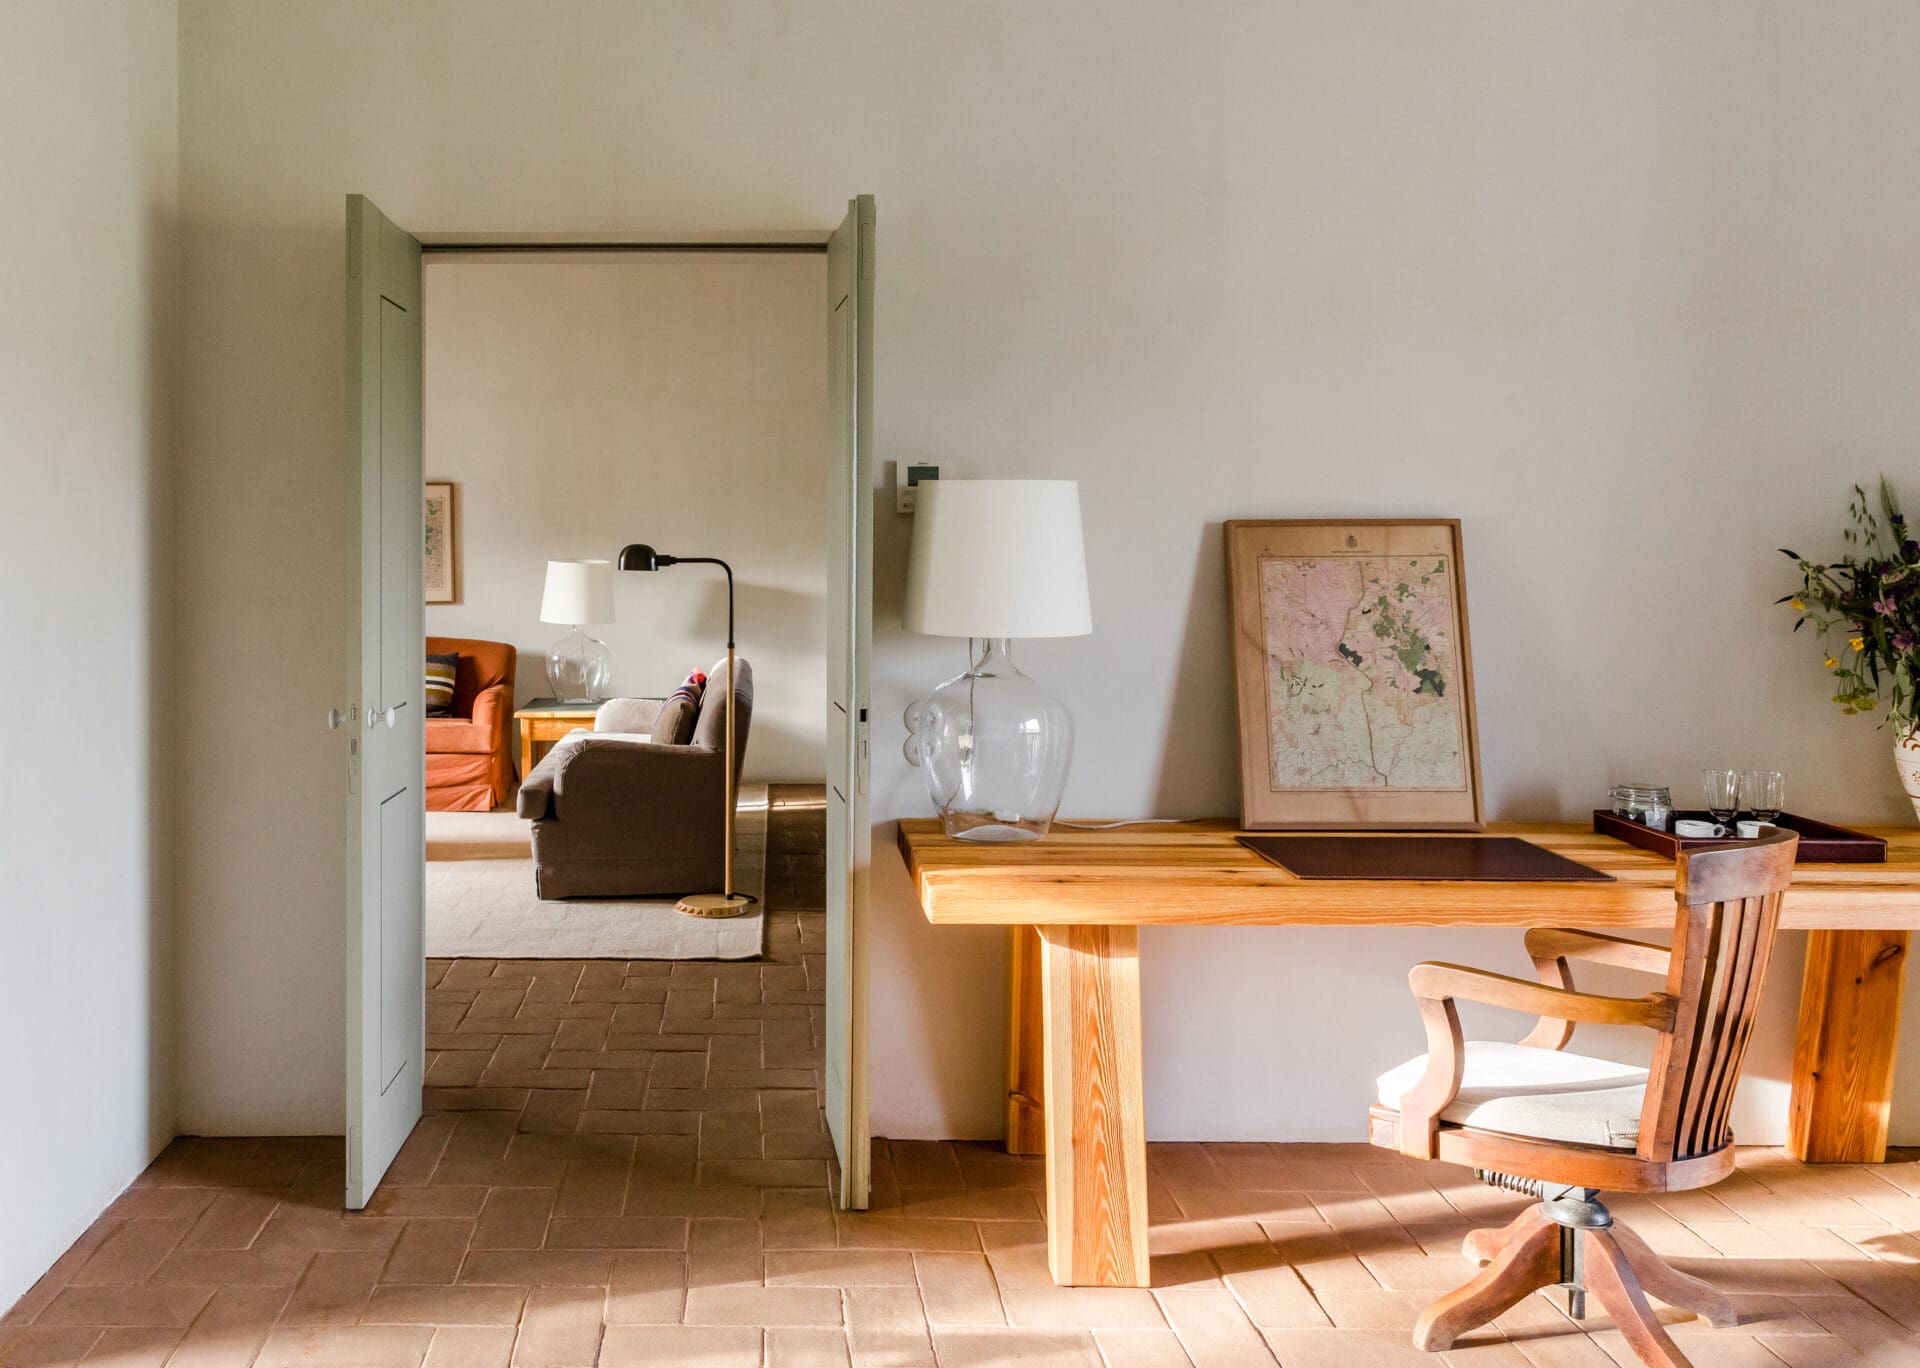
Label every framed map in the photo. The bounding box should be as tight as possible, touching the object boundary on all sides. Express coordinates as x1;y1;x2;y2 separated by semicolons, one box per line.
1225;519;1482;830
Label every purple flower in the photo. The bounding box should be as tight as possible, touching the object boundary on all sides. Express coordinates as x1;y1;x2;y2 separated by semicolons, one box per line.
1897;631;1917;652
1876;596;1898;615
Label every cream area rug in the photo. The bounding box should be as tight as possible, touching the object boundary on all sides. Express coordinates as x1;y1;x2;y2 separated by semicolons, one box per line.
424;787;768;960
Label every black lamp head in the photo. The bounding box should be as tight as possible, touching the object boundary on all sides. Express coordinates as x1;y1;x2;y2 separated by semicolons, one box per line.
617;544;676;571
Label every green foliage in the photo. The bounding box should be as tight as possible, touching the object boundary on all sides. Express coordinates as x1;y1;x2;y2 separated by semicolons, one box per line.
1781;477;1920;732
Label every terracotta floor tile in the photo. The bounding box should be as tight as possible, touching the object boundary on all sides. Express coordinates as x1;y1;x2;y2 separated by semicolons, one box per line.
36;1284;214;1329
844;1285;933;1366
683;1284;844;1327
276;1250;384;1326
361;1284;526;1326
932;1327;1103;1367
768;1249;916;1288
381;1219;475;1284
457;1249;613;1287
603;1250;686;1325
423;1325;516;1368
255;1323;435;1368
912;1252;1003;1328
1093;1329;1197;1367
509;1286;604;1367
471;1187;554;1251
163;1284;292;1368
70;1221;195;1287
767;1326;853;1367
1152;1287;1277;1366
73;1325;182;1365
598;1324;761;1366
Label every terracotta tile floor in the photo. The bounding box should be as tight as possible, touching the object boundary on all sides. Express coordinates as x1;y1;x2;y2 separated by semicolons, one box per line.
7;789;1920;1366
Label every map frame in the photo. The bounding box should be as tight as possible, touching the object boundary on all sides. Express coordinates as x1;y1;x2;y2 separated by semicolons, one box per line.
1225;519;1484;831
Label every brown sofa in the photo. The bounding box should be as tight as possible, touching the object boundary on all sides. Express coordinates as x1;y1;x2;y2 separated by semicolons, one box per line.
517;657;752;898
426;635;517;812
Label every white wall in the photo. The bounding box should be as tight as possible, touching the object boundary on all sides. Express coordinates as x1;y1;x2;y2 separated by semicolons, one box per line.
0;1;178;1313
421;252;828;784
173;2;1920;1142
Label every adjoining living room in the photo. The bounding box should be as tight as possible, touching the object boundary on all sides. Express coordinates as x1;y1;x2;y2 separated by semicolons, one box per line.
414;248;832;1124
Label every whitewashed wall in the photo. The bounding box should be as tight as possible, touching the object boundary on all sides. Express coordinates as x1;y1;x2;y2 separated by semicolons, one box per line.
0;1;178;1311
172;1;1920;1143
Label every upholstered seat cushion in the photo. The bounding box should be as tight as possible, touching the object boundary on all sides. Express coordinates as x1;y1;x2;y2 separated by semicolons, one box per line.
1375;1041;1648;1149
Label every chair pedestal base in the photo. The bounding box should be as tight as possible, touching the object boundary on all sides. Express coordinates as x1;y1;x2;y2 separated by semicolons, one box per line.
1420;1199;1737;1367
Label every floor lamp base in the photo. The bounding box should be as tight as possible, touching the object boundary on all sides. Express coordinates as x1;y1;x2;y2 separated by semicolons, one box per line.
676;892;757;919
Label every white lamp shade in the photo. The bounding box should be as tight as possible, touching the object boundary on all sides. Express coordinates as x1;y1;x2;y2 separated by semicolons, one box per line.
539;559;616;625
904;479;1092;638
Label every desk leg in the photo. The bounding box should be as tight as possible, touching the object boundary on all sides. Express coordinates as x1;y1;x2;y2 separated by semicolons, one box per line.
1038;924;1149;1288
519;724;535;782
1007;926;1046;1155
1788;929;1909;1163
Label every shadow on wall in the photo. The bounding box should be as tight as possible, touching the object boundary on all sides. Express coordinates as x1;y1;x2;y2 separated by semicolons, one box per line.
1152;521;1239;819
145;197;179;1156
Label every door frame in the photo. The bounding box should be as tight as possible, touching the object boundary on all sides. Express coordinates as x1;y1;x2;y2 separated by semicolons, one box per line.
348;217;875;1205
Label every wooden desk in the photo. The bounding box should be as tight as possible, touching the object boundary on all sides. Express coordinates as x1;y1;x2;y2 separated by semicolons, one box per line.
896;819;1919;1288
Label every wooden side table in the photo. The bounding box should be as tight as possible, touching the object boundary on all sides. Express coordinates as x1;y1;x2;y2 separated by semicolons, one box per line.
513;699;601;778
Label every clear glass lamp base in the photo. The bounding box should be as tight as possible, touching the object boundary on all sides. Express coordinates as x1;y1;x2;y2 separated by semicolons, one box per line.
545;627;611;704
905;639;1074;843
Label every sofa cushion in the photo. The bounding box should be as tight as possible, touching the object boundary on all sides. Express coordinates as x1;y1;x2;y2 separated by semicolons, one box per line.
426;717;497;755
596;696;663;734
651;671;707;746
425;652;459;716
1375;1041;1648;1149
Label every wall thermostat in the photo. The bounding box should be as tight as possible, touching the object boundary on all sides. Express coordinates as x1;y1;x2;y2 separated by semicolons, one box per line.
895;462;940;513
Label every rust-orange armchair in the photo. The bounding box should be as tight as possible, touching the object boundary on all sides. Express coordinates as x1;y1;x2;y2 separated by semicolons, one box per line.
425;636;517;811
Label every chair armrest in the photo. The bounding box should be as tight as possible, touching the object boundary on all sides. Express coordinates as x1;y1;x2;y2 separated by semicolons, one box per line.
470;682;511;734
1394;962;1675;1160
1519;930;1672;1050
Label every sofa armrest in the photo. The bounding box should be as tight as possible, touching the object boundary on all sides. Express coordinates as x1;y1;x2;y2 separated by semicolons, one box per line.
539;737;726;841
471;681;511;735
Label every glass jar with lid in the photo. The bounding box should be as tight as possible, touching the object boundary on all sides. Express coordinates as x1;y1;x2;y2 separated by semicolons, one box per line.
1609;783;1673;831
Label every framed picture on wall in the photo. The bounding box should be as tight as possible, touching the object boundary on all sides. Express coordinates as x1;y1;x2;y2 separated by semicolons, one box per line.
1225;518;1483;830
424;481;456;603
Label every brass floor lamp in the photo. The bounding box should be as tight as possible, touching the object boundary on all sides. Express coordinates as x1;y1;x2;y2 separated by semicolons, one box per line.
616;543;754;918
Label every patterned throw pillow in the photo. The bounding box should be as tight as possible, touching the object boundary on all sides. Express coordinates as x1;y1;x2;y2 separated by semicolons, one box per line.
425;652;459;716
650;670;707;745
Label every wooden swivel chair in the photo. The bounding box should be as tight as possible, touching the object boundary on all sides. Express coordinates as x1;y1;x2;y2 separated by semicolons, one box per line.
1368;828;1799;1368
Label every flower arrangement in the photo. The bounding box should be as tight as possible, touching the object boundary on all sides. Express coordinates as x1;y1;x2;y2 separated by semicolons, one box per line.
1780;477;1919;733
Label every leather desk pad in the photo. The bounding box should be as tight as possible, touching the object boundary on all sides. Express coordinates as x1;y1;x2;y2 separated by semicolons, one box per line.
1238;834;1615;883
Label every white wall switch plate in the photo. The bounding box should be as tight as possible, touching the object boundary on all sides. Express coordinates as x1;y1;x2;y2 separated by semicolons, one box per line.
895;462;940;513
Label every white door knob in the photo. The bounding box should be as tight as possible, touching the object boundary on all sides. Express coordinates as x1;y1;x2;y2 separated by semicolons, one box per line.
366;708;380;729
327;708;344;731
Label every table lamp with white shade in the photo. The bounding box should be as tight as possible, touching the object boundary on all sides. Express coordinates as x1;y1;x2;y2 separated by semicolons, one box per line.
903;479;1092;842
539;559;615;703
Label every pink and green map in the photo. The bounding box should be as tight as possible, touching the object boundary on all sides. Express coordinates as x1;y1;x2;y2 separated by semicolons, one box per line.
1258;555;1466;792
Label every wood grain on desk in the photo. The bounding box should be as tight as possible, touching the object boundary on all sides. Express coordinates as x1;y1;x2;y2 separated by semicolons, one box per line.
896;820;1920;930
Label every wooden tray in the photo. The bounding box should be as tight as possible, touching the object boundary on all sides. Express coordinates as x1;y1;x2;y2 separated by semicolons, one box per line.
1591;810;1886;864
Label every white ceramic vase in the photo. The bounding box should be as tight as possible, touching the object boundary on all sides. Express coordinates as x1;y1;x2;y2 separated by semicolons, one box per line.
1898;727;1920;821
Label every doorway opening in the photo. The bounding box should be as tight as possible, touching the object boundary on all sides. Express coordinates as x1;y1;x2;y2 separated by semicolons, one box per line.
344;199;874;1213
415;245;836;1199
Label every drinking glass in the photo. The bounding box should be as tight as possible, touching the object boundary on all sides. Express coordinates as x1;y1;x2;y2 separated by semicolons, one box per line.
1701;768;1741;825
1742;769;1785;822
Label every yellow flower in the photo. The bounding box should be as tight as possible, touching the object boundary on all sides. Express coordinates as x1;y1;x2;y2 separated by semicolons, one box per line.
1850;636;1866;652
1825;657;1839;668
1791;598;1807;610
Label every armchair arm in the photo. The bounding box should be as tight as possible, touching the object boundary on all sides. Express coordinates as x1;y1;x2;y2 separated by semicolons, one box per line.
470;681;511;735
1519;930;1672;1050
1394;961;1676;1159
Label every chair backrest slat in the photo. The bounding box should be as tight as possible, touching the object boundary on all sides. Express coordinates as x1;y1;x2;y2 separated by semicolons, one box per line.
1639;832;1797;1164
